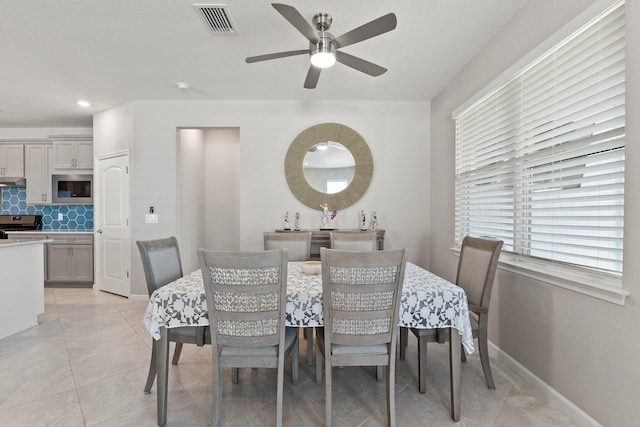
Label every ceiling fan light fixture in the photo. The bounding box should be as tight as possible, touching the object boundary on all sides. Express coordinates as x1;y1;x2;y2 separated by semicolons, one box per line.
310;37;336;68
311;51;335;68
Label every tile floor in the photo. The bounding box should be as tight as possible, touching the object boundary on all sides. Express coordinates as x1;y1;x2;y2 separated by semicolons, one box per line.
0;287;577;426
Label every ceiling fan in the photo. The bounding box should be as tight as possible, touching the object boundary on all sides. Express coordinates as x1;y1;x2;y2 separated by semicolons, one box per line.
246;3;397;89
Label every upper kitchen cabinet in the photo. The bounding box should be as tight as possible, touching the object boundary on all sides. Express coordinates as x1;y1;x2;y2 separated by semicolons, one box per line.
50;136;93;171
0;144;25;177
25;144;53;204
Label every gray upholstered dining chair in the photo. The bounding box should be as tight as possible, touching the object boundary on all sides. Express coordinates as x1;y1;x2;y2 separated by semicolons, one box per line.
198;248;298;427
264;230;314;366
316;247;408;427
330;230;378;251
263;231;312;261
137;236;210;394
400;236;503;391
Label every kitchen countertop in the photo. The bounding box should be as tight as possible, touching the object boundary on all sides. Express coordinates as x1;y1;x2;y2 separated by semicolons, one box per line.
5;230;93;234
0;238;54;248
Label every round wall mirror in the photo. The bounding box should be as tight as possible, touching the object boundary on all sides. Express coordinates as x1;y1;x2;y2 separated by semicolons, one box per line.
285;123;373;211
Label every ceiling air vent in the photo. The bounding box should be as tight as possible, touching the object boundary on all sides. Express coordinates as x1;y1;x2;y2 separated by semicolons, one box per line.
194;4;237;34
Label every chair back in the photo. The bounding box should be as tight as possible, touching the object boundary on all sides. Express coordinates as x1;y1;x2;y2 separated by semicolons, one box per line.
320;247;408;347
329;231;378;251
198;249;289;349
137;236;184;297
264;231;312;261
456;236;503;310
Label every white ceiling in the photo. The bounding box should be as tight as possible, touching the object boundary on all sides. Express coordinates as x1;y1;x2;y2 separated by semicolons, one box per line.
0;0;528;128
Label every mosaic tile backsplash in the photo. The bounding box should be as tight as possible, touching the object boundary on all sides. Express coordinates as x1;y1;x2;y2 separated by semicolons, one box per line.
1;187;93;231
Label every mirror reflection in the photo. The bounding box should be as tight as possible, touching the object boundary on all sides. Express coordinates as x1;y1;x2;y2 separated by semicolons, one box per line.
303;141;355;194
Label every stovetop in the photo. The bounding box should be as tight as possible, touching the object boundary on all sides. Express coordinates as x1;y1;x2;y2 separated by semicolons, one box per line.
0;214;43;230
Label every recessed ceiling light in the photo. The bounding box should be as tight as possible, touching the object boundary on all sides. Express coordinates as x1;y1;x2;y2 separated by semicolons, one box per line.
177;82;190;90
77;100;91;107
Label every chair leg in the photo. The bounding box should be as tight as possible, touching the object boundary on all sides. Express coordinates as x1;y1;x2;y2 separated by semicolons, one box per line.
376;365;384;382
315;344;323;384
144;339;156;394
478;315;495;389
325;354;332;427
171;342;183;365
399;327;408;360
292;335;299;385
449;328;461;422
305;328;313;366
387;357;396;427
276;356;285;427
417;335;427;393
213;362;223;427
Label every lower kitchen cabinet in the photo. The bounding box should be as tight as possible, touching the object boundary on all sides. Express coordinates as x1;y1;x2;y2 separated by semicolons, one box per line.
47;234;93;283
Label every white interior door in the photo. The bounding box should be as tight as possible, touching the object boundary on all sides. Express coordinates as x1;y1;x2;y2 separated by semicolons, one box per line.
95;152;130;296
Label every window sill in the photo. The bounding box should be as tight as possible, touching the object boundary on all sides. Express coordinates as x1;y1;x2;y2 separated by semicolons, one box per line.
450;248;629;306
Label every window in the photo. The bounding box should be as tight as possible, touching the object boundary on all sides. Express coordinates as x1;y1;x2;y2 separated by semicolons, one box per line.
454;3;625;279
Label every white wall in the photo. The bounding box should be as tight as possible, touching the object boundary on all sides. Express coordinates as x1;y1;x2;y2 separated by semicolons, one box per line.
94;100;430;296
430;1;640;425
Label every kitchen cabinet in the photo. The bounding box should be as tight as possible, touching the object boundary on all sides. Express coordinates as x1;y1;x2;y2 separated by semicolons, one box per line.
52;138;93;170
0;144;24;177
46;234;93;283
25;144;53;204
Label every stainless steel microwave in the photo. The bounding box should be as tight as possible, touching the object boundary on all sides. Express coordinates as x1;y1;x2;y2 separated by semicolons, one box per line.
52;175;93;204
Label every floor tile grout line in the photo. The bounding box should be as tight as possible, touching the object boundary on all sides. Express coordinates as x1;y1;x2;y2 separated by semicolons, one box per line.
54;288;91;427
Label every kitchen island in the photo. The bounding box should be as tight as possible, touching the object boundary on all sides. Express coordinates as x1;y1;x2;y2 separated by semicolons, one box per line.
0;238;53;339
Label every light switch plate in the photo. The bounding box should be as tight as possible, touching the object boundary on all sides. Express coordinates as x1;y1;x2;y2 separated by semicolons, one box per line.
145;214;158;224
57;213;63;221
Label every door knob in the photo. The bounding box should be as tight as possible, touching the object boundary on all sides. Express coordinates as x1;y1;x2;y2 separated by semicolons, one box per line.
96;229;103;234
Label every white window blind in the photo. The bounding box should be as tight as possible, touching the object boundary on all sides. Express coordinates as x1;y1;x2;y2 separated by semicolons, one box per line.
455;2;625;274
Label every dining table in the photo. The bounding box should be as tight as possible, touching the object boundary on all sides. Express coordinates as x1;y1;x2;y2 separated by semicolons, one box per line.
144;261;473;426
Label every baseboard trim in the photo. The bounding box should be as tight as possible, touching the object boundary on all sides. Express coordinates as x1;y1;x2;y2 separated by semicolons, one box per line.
489;342;602;427
128;293;149;301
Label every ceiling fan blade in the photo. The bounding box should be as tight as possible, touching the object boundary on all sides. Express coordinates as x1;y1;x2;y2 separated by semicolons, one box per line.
272;3;319;43
246;49;309;63
335;51;387;77
333;13;397;48
304;66;321;89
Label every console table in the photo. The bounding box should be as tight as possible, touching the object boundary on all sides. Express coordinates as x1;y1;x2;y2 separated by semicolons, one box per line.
275;229;385;259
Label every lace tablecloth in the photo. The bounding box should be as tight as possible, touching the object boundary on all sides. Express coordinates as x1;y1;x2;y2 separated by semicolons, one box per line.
144;261;474;353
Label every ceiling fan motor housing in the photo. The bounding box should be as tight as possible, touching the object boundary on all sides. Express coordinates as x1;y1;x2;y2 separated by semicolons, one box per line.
313;12;332;31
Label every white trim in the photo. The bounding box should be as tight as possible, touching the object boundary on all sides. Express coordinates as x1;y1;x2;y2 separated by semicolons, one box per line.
95;149;129;161
128;293;149;301
452;0;624;118
450;247;629;305
489;342;603;427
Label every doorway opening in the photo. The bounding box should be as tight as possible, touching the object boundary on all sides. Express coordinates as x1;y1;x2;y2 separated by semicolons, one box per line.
177;128;240;272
